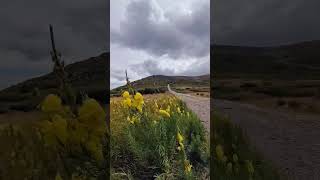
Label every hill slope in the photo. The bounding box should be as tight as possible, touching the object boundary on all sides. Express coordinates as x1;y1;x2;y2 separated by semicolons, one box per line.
0;52;109;113
111;74;210;95
212;40;320;79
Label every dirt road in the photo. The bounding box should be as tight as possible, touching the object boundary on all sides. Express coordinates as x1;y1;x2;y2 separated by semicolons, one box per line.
214;99;320;180
168;85;210;132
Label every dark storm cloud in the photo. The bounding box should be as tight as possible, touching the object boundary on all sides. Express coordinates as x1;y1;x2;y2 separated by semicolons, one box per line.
212;0;320;46
130;59;175;76
0;0;108;89
111;0;210;59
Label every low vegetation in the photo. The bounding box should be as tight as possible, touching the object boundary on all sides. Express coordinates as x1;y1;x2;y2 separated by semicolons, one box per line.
111;91;209;179
0;94;108;179
212;113;280;180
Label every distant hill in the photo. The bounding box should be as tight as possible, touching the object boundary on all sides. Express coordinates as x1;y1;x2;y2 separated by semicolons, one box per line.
212;40;320;79
111;74;210;95
0;52;109;113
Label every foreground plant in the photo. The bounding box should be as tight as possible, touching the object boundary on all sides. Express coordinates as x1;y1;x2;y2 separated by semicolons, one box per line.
111;88;209;179
212;113;280;180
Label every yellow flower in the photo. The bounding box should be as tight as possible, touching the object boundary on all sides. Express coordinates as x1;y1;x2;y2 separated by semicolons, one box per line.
176;132;185;151
41;94;62;113
136;105;143;113
159;109;170;118
122;91;130;99
122;98;132;107
127;116;134;124
184;160;192;173
177;132;184;143
177;107;181;113
134;92;143;102
78;98;106;127
132;115;140;123
216;144;225;162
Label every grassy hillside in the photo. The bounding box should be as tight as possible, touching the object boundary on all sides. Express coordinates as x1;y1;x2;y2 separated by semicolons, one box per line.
212;40;320;79
212;41;320;113
111;74;210;97
0;53;109;113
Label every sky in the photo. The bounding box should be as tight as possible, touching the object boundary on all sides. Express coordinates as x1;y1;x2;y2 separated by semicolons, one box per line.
212;0;320;46
1;0;320;90
110;0;210;89
0;0;108;90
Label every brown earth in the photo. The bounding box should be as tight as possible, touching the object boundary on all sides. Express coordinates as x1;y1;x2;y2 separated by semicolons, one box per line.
215;99;320;180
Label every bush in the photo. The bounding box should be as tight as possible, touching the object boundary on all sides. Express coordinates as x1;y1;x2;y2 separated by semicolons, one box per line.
0;94;109;179
111;92;208;179
212;113;280;180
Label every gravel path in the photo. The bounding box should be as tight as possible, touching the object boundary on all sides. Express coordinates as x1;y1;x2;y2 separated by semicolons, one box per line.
168;85;210;132
214;99;320;180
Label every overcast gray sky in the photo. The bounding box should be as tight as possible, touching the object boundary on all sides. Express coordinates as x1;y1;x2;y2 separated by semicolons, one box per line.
111;0;210;89
2;0;319;90
212;0;320;46
0;0;108;90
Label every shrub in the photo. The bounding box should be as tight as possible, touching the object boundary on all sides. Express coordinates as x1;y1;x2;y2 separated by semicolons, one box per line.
212;113;280;180
111;92;208;179
0;94;108;179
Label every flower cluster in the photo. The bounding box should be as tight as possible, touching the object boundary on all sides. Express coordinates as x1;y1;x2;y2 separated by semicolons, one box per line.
122;91;144;113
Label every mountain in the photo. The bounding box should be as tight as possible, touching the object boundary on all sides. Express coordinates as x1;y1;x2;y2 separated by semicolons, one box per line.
0;52;109;113
212;40;320;79
111;74;210;95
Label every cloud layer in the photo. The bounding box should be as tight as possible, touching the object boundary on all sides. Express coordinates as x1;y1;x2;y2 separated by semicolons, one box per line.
212;0;320;46
111;0;210;88
0;0;108;89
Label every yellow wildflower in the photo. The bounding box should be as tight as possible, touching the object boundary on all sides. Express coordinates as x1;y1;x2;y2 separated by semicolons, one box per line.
41;94;62;113
177;132;184;143
122;91;130;99
184;160;192;173
134;92;143;102
122;98;132;107
177;107;181;113
78;98;106;128
159;109;170;118
216;145;225;162
127;116;134;124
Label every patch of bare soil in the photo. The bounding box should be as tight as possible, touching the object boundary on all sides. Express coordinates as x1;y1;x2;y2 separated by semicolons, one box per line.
215;99;320;180
168;85;210;132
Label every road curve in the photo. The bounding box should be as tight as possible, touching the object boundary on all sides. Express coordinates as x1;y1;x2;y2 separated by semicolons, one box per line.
214;99;320;180
168;84;210;132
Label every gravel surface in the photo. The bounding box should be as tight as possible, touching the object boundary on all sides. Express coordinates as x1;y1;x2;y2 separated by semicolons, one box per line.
168;85;210;132
214;99;320;180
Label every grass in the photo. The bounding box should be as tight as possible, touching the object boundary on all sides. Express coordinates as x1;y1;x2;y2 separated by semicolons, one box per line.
111;93;209;179
213;79;320;114
212;112;280;180
0;95;109;179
